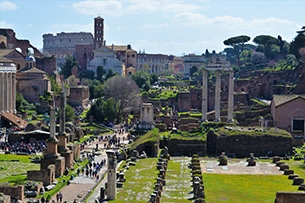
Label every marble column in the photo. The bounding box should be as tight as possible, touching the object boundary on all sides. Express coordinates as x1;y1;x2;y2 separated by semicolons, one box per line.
227;70;234;122
8;73;12;113
214;70;221;122
0;73;3;113
106;150;117;200
4;73;8;112
201;70;207;122
12;73;16;114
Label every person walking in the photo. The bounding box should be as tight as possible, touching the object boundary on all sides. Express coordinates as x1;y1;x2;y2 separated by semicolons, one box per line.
59;192;63;203
56;193;60;203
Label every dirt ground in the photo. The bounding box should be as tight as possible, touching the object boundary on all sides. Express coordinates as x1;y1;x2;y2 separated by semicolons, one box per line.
201;159;283;175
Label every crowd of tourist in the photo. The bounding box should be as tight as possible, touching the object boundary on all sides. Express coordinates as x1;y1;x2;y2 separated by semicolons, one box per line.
0;140;47;154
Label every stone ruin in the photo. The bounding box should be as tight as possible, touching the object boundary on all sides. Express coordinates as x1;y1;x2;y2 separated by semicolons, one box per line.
247;153;256;166
189;154;205;203
218;152;228;166
149;147;170;203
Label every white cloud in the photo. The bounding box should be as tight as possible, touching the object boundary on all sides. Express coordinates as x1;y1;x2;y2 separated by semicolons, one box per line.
49;23;94;34
26;24;33;28
72;0;205;16
0;1;17;11
141;23;170;30
0;20;13;28
72;0;123;16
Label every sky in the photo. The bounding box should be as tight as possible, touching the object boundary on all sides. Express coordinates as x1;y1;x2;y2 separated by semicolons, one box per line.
0;0;304;56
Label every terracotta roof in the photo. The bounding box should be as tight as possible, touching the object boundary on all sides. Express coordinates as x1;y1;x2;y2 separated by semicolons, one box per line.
0;49;15;56
0;55;13;63
18;66;46;74
272;94;305;107
106;45;128;51
0;112;28;128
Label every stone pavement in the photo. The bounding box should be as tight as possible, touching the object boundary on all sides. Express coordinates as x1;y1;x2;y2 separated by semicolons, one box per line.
46;131;129;203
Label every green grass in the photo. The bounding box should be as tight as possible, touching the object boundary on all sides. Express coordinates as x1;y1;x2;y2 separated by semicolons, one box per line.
0;154;40;184
161;157;192;202
203;173;296;203
129;128;159;151
108;157;305;203
112;158;158;202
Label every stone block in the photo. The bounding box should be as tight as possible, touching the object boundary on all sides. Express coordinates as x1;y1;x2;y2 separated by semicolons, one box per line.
280;164;289;171
293;177;304;185
273;156;281;163
289;174;299;180
284;169;294;175
276;161;285;167
298;183;305;191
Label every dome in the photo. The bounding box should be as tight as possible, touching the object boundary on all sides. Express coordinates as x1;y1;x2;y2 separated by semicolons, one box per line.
25;55;36;62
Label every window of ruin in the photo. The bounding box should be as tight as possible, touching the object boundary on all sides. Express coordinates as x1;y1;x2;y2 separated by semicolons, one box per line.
292;118;304;132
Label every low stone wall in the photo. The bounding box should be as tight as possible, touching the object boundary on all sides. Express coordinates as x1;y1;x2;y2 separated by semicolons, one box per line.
0;184;23;202
275;192;305;203
161;139;207;156
27;165;55;186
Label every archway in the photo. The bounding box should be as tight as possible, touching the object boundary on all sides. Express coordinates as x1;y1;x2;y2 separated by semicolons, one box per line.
190;66;198;77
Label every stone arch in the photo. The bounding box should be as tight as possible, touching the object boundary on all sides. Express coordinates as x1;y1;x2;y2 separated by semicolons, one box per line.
0;41;6;49
190;66;198;77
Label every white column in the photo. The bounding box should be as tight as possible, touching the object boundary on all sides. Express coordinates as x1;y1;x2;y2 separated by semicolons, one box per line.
201;70;208;121
214;70;221;122
227;70;234;122
106;150;117;200
12;73;16;114
8;73;12;113
50;107;56;138
4;73;8;112
0;73;3;113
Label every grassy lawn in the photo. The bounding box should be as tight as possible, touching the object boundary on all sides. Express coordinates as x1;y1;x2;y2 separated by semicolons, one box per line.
112;158;158;203
110;157;305;203
203;173;296;203
161;157;193;202
0;154;40;184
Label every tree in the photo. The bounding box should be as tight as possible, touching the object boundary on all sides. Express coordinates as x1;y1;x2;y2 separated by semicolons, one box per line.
65;104;75;122
104;76;141;124
105;69;117;81
290;31;305;59
79;69;95;80
253;35;280;59
49;76;61;96
88;79;104;99
96;66;106;82
131;70;151;91
223;35;251;66
16;92;35;114
60;55;80;79
86;97;117;123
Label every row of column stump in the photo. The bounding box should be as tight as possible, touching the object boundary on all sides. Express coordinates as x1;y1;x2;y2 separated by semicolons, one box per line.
149;148;169;203
189;154;205;203
273;156;305;190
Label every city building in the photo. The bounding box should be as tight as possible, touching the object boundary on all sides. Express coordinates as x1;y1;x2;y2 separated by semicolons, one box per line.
87;46;125;76
183;54;207;79
16;54;51;104
137;51;172;74
107;44;137;68
43;32;94;69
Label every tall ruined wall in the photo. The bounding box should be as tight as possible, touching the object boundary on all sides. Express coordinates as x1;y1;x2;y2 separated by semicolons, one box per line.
207;131;292;157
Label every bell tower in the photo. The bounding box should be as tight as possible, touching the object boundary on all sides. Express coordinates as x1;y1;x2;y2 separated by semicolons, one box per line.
94;16;104;48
